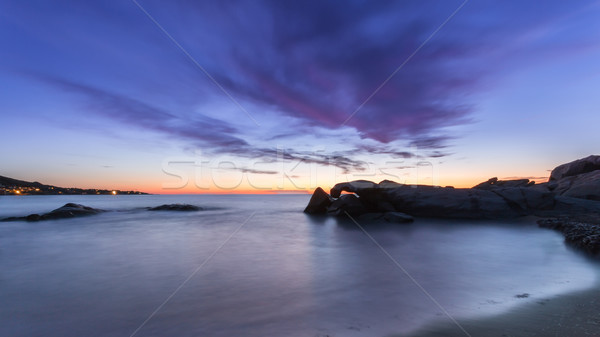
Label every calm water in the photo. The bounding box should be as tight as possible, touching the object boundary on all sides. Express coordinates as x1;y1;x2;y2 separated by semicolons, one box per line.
0;195;598;337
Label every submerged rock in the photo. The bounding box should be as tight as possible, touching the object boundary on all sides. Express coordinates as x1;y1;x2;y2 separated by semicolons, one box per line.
148;204;202;211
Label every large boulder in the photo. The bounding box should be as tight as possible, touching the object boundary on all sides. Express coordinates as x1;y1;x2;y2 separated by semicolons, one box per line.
551;170;600;201
549;155;600;181
303;187;333;214
547;155;600;201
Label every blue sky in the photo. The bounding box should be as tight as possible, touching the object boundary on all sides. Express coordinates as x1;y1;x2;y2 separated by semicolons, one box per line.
1;0;599;192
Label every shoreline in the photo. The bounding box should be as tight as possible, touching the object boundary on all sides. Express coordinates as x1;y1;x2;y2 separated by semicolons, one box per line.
402;279;600;337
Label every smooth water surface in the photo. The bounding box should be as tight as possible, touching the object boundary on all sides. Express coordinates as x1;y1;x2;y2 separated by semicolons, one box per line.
0;195;597;336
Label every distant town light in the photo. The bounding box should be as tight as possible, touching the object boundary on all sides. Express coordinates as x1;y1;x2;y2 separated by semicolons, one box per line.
15;190;21;194
112;190;117;195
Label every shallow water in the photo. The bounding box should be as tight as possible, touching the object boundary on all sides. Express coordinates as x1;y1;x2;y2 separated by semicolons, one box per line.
0;195;597;336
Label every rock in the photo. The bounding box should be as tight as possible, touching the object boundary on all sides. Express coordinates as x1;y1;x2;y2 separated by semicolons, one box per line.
148;204;202;211
2;203;105;222
473;177;532;190
39;203;104;220
551;196;600;215
553;170;600;201
383;212;414;223
303;187;333;214
303;155;600;222
330;180;377;198
327;194;369;216
26;214;41;221
538;218;600;255
381;184;520;219
549;155;600;181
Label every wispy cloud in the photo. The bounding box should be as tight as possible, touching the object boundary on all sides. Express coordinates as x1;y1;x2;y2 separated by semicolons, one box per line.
7;0;600;174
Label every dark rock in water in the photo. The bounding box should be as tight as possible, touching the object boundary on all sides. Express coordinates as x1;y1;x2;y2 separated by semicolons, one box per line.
383;212;414;223
148;204;202;211
41;203;104;220
2;203;105;222
26;214;41;221
327;194;369;216
303;187;333;214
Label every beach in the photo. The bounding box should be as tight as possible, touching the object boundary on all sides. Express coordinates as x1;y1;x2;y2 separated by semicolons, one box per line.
407;284;600;336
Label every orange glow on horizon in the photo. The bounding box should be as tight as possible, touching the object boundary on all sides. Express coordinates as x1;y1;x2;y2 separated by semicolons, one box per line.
30;169;549;195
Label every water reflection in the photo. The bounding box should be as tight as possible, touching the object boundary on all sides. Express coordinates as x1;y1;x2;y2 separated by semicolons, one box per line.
0;195;597;336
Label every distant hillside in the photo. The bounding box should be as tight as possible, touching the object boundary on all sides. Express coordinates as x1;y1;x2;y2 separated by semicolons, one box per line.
0;175;148;195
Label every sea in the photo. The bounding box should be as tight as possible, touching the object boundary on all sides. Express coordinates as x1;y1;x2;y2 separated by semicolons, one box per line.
0;194;598;337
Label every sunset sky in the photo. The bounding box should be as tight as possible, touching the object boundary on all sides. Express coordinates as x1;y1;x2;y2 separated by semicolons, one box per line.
1;0;600;194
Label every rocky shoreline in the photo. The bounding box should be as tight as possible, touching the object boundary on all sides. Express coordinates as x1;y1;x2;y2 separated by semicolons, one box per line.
305;155;600;254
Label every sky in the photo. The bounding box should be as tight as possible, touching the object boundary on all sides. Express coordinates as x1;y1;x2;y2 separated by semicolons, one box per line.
1;0;600;194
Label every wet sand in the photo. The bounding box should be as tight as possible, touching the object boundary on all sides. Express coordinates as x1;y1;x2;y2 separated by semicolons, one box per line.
403;286;600;337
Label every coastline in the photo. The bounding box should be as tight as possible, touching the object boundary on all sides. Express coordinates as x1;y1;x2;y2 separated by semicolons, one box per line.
402;278;600;337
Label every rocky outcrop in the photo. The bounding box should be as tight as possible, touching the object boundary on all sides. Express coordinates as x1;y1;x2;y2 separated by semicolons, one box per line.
304;155;600;222
2;203;105;222
549;155;600;181
148;204;202;211
303;187;333;214
550;170;600;201
547;155;600;201
538;218;600;255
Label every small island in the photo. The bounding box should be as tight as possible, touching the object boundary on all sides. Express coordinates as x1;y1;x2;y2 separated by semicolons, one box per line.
0;175;147;195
